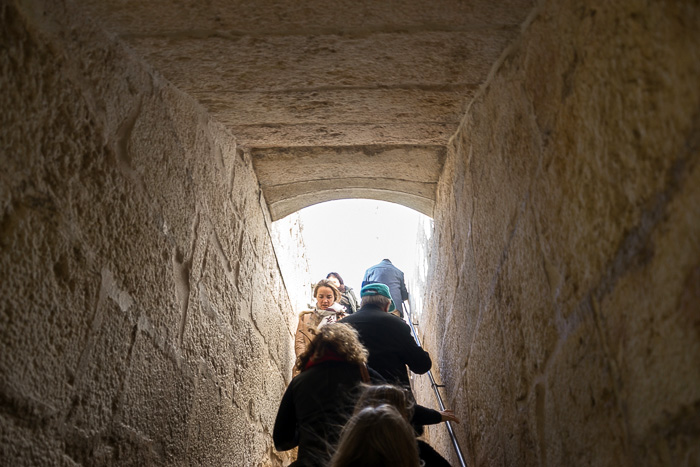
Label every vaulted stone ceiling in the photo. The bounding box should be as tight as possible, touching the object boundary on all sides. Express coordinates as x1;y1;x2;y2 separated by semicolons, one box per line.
79;0;535;220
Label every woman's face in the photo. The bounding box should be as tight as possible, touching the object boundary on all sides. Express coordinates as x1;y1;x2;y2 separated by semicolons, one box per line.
315;286;336;310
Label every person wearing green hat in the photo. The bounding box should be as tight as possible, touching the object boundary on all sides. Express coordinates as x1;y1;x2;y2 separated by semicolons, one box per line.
340;283;431;391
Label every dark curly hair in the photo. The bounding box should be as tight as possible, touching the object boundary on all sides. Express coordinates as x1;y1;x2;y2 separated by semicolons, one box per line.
326;272;347;292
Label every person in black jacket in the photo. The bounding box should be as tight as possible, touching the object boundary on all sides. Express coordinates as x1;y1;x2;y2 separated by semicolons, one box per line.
354;384;459;467
273;323;375;467
329;404;422;467
341;283;431;390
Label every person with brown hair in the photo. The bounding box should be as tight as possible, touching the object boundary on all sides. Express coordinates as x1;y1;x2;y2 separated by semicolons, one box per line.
326;272;358;314
294;279;345;365
328;404;421;467
355;384;458;467
273;323;375;467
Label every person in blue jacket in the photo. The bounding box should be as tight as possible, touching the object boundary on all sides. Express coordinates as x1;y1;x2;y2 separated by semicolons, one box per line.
362;258;409;318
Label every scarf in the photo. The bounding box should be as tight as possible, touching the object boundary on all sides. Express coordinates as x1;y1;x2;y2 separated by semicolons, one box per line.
315;307;337;318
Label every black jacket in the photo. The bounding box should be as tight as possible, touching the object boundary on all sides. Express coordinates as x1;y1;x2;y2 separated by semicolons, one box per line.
273;360;370;466
340;304;431;387
339;287;358;314
274;357;443;466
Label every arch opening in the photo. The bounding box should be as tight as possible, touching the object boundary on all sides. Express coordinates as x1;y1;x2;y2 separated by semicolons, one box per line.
249;145;447;221
278;199;431;293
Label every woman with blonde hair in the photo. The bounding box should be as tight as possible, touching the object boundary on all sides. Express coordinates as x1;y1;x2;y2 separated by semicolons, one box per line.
273;323;374;467
294;279;345;367
329;404;421;467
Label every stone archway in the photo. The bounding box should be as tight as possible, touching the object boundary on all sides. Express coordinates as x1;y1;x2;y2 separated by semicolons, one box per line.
4;1;699;466
76;0;535;219
251;144;446;219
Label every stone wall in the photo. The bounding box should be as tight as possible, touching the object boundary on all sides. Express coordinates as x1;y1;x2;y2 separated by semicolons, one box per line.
0;1;300;465
269;212;313;314
417;1;700;466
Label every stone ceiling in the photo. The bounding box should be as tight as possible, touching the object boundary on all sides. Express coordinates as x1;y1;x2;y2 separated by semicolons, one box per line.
78;0;535;220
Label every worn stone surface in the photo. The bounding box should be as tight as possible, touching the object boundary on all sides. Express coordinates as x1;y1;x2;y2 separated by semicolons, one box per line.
1;1;305;465
4;0;700;465
418;1;700;466
252;144;446;219
72;0;534;220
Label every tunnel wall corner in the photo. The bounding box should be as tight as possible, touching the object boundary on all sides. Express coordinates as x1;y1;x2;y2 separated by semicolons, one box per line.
416;1;700;466
1;2;299;465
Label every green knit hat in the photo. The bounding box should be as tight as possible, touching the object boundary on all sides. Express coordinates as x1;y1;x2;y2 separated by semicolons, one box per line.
360;283;396;312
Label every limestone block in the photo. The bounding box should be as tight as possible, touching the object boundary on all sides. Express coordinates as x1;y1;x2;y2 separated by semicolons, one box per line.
79;0;532;37
0;7;105;416
0;414;71;466
544;312;627;466
118;333;195;462
269;212;312;315
267;184;437;221
198;89;470;126
184;373;245;466
599;148;700;463
0;206;94;414
253;145;445;185
463;297;508;467
491;210;558;466
498;208;558;397
229;122;455;148
526;1;700;312
64;300;135;437
253;144;445;219
2;2;298;465
419;1;700;466
125;31;509;93
463;78;542;304
182;272;237;384
73;0;526;160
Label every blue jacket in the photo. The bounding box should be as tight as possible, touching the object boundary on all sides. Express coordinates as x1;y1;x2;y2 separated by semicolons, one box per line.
362;259;409;317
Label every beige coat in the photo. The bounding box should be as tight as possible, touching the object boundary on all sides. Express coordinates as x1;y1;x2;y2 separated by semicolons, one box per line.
293;308;345;376
295;310;323;358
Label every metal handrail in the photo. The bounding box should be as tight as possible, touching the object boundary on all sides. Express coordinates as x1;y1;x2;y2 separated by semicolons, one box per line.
404;302;467;467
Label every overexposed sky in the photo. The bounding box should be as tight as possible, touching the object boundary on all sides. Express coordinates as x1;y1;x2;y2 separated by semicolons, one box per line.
297;199;427;296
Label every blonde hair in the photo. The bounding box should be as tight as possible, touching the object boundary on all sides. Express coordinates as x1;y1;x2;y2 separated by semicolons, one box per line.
329;405;420;467
295;323;368;373
355;384;414;422
314;279;341;302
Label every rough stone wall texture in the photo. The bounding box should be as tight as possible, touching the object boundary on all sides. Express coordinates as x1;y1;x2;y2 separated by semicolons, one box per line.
1;1;299;465
416;1;700;466
269;212;313;314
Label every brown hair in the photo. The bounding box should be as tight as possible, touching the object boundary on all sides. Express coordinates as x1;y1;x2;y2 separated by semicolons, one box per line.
326;272;346;292
314;279;341;302
355;384;415;422
295;323;368;374
329;405;420;467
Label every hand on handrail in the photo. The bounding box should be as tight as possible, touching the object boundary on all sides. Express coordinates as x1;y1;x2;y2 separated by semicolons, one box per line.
439;410;460;424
